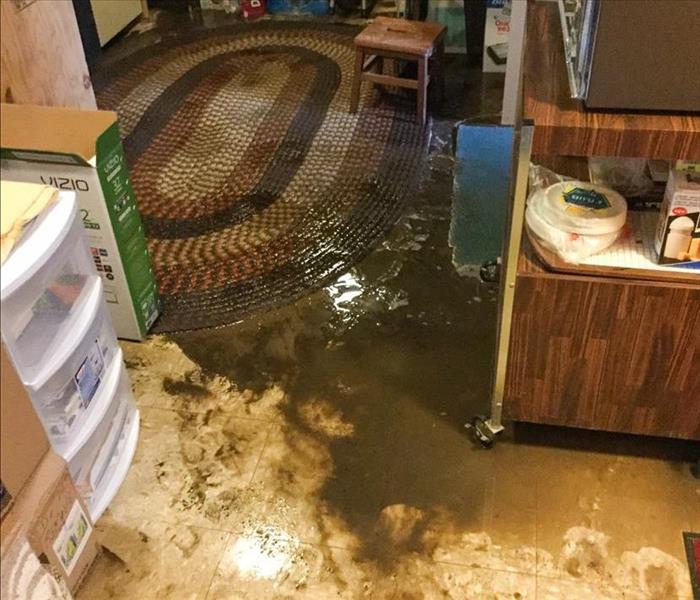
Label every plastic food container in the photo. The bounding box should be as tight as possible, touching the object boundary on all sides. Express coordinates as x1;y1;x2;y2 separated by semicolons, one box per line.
1;192;99;382
525;182;628;263
526;202;622;264
535;181;627;234
24;278;119;443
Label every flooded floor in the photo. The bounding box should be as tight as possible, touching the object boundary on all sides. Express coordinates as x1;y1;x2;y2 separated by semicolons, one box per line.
79;8;699;600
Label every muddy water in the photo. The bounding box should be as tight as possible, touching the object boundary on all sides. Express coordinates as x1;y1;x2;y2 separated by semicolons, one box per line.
170;131;500;559
78;126;698;600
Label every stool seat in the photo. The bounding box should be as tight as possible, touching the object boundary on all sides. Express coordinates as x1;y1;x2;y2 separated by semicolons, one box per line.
354;16;446;58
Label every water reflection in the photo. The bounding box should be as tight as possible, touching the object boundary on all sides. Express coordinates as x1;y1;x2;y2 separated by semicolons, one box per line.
227;528;299;580
325;272;364;312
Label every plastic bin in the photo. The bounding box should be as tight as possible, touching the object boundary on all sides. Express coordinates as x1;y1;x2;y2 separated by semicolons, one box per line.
24;278;119;443
1;189;139;520
87;404;140;521
1;192;99;382
67;358;135;499
59;346;123;457
86;382;130;493
68;371;125;490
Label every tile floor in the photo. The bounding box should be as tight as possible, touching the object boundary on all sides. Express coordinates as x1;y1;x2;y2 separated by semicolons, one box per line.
78;7;699;599
77;326;699;599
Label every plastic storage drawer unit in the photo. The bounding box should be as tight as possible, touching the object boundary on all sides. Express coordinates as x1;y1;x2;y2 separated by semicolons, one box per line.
1;188;140;521
1;192;98;382
23;278;118;444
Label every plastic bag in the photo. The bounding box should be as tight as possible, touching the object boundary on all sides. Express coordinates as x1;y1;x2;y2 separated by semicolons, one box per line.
528;163;573;191
588;157;654;198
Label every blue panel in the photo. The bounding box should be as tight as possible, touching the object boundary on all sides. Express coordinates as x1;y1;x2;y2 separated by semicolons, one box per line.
266;0;329;14
449;123;515;270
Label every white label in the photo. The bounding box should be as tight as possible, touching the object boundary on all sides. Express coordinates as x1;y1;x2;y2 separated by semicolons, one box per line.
52;500;92;575
11;151;82;164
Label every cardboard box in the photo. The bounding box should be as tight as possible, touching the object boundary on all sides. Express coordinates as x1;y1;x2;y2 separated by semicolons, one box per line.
0;452;99;593
0;103;160;340
1;345;50;514
1;520;72;600
655;170;700;265
483;0;510;72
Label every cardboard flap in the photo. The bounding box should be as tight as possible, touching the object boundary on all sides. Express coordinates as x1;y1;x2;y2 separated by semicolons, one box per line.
0;103;117;165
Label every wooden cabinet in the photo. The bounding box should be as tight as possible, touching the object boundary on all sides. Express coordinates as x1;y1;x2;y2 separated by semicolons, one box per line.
498;2;700;441
522;2;699;160
504;239;700;440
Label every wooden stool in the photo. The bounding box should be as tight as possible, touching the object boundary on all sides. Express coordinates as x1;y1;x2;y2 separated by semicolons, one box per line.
350;17;446;126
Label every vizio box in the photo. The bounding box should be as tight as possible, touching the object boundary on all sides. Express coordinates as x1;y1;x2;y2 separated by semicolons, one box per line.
0;103;160;340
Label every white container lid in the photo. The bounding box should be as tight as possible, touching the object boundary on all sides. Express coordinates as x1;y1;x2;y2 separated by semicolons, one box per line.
532;182;627;235
1;191;78;300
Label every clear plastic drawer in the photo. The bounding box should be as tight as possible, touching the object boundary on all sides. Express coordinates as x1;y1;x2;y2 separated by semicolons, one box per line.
24;279;119;444
1;192;99;382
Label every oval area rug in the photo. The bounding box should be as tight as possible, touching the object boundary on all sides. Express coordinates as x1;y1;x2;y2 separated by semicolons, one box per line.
95;22;427;332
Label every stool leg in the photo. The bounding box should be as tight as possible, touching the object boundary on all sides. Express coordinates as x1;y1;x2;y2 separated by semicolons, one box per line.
350;48;363;114
417;56;428;126
384;57;397;89
436;40;445;102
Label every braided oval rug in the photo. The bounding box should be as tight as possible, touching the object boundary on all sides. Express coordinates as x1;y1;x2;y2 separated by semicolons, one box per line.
95;22;427;332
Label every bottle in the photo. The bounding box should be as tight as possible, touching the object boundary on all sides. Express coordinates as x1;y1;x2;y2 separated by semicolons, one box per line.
664;216;694;260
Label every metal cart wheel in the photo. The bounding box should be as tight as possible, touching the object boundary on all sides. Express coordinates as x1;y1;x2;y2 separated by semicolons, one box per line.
471;415;503;448
479;259;500;283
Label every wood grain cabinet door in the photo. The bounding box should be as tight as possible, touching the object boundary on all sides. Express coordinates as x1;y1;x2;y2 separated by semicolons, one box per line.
505;274;700;441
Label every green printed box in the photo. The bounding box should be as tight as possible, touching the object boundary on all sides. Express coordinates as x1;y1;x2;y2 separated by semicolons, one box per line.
1;103;160;340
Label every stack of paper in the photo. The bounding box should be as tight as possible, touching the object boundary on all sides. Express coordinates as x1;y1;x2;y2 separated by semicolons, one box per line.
1;181;58;263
